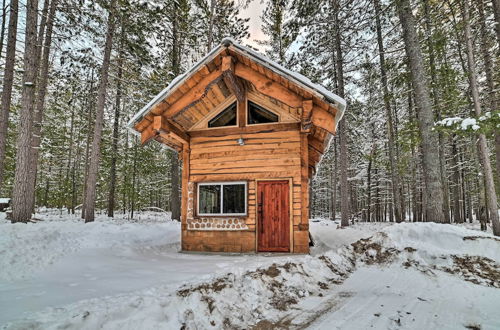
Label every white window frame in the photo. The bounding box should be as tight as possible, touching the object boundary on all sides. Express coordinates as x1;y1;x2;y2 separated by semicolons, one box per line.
197;181;247;216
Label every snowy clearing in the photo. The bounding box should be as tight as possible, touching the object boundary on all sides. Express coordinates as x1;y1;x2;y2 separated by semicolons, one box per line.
1;212;499;329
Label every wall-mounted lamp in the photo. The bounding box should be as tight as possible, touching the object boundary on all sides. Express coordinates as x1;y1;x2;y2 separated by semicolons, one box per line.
237;137;245;146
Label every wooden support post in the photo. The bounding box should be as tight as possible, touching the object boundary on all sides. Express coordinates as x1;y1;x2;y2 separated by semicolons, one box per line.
300;132;310;230
222;56;246;103
301;99;313;132
181;147;190;225
238;91;247;127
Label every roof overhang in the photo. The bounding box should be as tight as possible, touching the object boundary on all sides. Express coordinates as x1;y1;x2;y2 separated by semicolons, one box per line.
127;38;346;134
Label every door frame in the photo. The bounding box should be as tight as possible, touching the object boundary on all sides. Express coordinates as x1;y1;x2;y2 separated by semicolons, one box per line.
255;178;294;253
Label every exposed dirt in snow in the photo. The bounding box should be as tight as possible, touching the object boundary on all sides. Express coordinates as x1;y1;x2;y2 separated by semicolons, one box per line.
444;255;500;288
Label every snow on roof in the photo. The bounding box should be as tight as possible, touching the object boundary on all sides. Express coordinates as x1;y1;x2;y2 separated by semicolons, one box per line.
127;38;347;132
0;198;11;203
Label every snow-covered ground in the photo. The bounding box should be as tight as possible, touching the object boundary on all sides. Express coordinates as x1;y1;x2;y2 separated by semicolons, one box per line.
1;212;499;329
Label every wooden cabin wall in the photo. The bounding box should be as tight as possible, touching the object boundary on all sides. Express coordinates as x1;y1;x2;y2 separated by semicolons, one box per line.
181;129;310;253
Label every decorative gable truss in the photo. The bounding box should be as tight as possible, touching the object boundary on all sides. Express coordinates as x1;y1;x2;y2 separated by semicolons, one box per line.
129;38;346;171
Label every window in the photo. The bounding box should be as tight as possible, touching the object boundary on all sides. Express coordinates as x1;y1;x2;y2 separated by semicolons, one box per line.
197;182;247;216
247;101;279;124
208;102;237;127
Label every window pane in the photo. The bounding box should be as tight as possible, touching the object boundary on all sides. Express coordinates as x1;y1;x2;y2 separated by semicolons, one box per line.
248;101;278;124
199;185;221;214
208;102;237;127
223;184;245;214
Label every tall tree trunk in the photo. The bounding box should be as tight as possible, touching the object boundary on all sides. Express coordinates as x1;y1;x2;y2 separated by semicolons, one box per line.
0;0;7;58
81;70;95;219
107;24;125;218
461;0;500;235
492;0;500;46
367;146;373;222
332;139;338;221
451;136;462;223
373;0;403;222
28;0;57;213
11;0;39;222
130;138;138;219
83;0;117;222
423;0;451;223
478;0;500;186
396;0;445;223
0;0;18;192
207;0;216;52
334;0;349;227
169;2;182;222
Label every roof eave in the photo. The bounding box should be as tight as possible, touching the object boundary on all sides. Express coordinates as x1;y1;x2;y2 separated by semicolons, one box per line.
128;37;347;133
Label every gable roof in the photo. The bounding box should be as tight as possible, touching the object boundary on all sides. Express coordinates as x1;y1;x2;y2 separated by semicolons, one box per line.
127;37;346;132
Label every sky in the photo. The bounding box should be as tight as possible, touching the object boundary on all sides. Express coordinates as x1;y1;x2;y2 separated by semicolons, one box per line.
240;0;266;51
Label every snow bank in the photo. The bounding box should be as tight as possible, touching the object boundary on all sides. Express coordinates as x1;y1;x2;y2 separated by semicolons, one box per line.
383;222;500;261
0;212;179;281
310;219;392;254
1;249;357;329
2;220;499;329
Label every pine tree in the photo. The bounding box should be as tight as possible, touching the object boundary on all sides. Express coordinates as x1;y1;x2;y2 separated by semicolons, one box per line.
11;0;39;222
396;0;446;223
460;0;499;235
0;0;18;192
83;0;117;223
259;0;291;64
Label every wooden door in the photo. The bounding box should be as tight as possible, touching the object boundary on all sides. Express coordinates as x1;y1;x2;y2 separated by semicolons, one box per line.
257;180;290;252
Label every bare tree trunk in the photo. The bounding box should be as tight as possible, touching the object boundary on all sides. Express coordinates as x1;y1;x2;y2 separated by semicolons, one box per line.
0;0;7;58
373;0;403;223
396;0;445;223
130;138;138;219
478;0;500;185
333;0;349;227
207;0;216;52
367;146;373;222
461;0;500;235
492;0;500;46
0;0;18;191
107;24;125;218
332;139;338;221
28;0;57;213
423;0;451;224
11;0;39;222
83;0;117;222
169;2;182;222
81;71;95;219
451;136;462;223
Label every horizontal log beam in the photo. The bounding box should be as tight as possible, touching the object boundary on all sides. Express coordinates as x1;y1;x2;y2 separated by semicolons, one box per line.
153;115;190;145
189;122;300;138
141;124;156;145
150;68;222;118
311;106;336;135
308;135;325;154
234;63;303;108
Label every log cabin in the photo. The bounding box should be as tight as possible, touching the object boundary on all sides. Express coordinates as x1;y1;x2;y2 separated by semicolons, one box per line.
128;38;346;254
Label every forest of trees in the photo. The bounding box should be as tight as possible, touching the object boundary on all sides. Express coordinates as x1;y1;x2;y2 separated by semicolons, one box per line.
0;0;498;235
